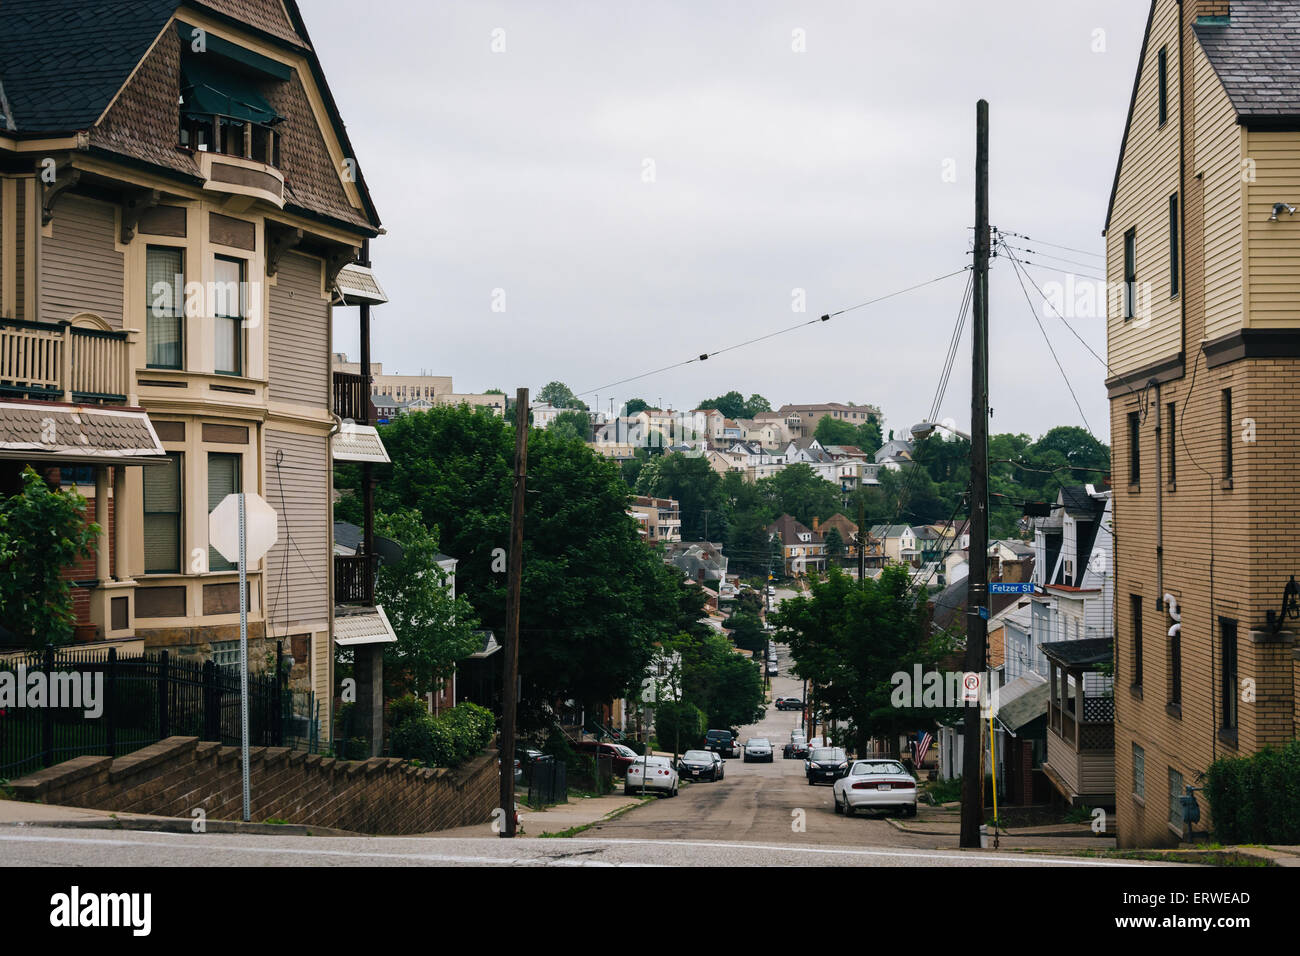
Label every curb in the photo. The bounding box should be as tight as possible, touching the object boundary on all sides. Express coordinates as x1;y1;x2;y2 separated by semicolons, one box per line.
0;816;357;837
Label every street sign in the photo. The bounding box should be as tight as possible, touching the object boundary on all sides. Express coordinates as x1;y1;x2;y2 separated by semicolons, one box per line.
962;672;981;703
207;493;278;825
209;492;277;564
990;582;1035;595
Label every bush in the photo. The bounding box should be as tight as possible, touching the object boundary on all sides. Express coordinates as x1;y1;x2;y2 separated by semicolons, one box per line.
653;700;707;753
388;695;428;730
388;701;495;769
1206;739;1300;845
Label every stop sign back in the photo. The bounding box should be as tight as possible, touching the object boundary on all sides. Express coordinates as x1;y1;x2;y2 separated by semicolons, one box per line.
209;492;278;565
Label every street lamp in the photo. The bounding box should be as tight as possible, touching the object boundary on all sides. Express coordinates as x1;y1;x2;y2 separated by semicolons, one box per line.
911;420;971;442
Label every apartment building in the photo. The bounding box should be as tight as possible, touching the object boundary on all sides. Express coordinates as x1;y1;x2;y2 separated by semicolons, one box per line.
0;0;396;741
630;495;681;543
332;354;503;418
1105;0;1300;846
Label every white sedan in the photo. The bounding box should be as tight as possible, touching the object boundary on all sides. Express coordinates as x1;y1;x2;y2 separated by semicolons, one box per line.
625;755;679;797
832;759;918;817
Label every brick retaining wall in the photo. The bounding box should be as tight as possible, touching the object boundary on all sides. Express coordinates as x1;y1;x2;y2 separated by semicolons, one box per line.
7;736;500;834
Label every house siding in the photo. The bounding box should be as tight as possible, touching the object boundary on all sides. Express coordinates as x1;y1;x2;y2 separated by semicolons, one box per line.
39;195;126;327
1194;41;1244;344
268;251;329;408
263;427;330;634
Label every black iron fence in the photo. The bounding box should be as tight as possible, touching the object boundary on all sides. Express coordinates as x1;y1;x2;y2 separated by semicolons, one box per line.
527;756;567;807
0;643;313;779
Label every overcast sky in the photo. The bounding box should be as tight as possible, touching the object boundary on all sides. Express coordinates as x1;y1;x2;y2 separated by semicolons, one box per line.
318;1;1148;442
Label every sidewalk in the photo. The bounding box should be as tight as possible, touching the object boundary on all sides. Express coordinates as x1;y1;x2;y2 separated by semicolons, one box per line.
888;804;1118;851
426;792;651;839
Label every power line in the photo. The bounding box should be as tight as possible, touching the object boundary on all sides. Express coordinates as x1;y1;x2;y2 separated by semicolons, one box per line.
998;242;1104;275
576;267;971;399
993;228;1104;261
1001;239;1094;435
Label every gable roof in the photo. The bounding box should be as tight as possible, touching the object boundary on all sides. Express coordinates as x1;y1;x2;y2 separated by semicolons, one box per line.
1194;1;1300;124
0;0;380;234
1103;1;1157;235
767;513;821;544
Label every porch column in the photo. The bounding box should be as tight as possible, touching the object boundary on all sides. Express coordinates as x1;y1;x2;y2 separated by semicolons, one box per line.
112;466;129;582
94;466;110;584
1074;669;1084;749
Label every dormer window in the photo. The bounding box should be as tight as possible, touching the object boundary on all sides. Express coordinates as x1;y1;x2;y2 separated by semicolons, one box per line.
176;22;290;165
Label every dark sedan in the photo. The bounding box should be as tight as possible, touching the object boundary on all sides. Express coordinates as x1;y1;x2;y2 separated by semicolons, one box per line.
805;747;849;785
677;750;724;781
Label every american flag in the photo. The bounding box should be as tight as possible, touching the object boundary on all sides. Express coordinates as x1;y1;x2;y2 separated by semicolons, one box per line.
914;731;934;767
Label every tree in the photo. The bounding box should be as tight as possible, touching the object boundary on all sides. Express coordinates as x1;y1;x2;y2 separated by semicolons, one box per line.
814;416;858;446
653;700;706;753
635;452;723;541
549;408;593;442
726;610;766;653
697;391;771;420
759;463;840;527
771;566;959;754
336;405;680;729
624;398;650;416
824;526;845;561
374;510;482;699
678;632;766;728
538;381;588;411
0;467;99;646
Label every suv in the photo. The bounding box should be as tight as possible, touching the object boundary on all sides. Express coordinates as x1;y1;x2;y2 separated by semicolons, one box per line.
775;696;803;712
806;746;849;785
704;729;741;758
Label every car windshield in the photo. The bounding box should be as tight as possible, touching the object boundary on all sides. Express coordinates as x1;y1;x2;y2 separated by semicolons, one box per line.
747;739;770;747
613;745;637;757
683;751;711;761
811;748;841;761
853;761;906;776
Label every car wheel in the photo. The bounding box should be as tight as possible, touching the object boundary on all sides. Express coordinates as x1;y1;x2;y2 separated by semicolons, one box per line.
834;791;844;814
844;795;855;818
904;804;917;818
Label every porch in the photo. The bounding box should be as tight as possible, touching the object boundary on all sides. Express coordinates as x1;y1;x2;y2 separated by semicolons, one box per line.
1039;638;1115;807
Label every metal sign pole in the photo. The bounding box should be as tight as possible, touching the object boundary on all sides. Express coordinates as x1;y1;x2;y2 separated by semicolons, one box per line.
239;492;250;823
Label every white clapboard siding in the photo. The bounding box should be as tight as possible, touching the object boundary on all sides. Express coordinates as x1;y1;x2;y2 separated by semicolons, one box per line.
269;251;328;408
39;195;125;327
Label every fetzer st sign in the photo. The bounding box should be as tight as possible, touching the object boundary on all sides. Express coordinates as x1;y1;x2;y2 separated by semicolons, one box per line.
209;492;278;823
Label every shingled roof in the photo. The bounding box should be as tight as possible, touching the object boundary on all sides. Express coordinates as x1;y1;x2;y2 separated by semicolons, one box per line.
1195;1;1300;123
0;0;379;233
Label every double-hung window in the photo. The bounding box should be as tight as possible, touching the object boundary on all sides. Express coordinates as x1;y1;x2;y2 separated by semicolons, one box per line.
207;453;242;572
144;452;183;573
213;256;244;376
146;246;184;369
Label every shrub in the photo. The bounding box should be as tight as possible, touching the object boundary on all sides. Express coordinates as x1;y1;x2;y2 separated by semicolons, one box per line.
387;694;429;730
388;701;495;769
1206;739;1300;845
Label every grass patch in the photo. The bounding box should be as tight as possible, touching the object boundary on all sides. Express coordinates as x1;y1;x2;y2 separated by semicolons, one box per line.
538;795;653;838
263;817;290;826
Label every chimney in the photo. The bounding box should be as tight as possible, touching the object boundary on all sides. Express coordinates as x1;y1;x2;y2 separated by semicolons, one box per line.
812;516;820;532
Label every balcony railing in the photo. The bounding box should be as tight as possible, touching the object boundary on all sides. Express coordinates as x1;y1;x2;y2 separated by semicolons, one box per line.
332;370;373;425
334;553;379;606
0;319;131;404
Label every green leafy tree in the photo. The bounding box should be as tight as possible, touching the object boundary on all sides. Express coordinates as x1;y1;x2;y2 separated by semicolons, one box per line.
697;391;771;420
814;416;858;446
538;381;588;410
726;609;766;653
549;408;593;442
375;510;483;699
759;463;840;527
824;526;845;561
677;632;766;728
624;398;650;416
0;467;99;647
337;406;681;729
635;452;724;541
653;699;706;754
771;566;960;754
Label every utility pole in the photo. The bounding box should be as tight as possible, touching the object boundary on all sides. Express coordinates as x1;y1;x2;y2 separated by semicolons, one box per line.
960;99;991;849
499;387;528;838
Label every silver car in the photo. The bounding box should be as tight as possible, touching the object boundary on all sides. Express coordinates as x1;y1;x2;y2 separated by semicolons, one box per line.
625;755;679;797
743;737;774;763
833;759;918;817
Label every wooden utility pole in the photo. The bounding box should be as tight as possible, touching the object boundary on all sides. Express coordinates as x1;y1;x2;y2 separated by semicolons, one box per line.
960;100;991;849
499;387;528;838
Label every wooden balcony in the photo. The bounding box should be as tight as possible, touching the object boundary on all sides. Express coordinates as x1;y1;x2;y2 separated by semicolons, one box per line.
1040;639;1115;806
334;552;379;606
332;370;373;425
0;318;133;405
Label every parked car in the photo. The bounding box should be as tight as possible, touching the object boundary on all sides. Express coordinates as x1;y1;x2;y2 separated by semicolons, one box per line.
743;737;774;763
625;755;679;797
575;739;639;776
677;749;724;781
833;759;918;816
783;731;808;759
777;696;803;712
704;728;741;758
805;746;849;785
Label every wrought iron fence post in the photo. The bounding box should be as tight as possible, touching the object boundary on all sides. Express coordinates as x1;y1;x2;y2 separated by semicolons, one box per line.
106;647;117;757
158;649;170;739
41;645;54;768
274;640;283;746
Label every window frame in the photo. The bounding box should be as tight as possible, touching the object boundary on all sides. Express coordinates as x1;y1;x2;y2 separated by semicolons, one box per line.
1131;594;1144;690
143;451;183;575
1166;402;1177;488
1220;617;1238;733
1157;46;1169;127
1168;193;1179;297
213;254;246;377
1221;388;1233;483
1123;228;1137;320
207;451;243;573
145;245;185;370
1168;766;1184;832
1133;743;1146;799
1128;411;1141;487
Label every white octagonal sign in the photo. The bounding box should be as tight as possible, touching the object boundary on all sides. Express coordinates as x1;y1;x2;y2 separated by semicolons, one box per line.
209;492;278;565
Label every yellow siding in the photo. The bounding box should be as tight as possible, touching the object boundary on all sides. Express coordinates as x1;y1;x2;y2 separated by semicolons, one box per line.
1107;0;1183;377
1245;130;1300;329
1194;42;1245;342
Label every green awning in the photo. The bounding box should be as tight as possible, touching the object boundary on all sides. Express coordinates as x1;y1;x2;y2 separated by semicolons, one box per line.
174;21;293;81
180;56;283;126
